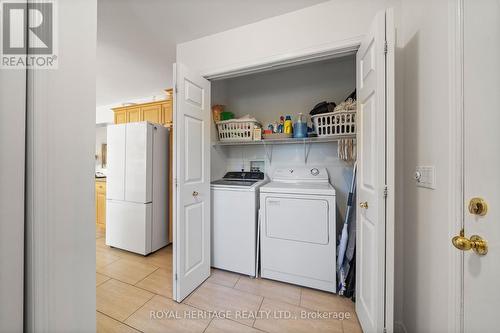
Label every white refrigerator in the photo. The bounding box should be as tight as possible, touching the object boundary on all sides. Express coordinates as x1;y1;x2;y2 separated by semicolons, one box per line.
106;122;169;255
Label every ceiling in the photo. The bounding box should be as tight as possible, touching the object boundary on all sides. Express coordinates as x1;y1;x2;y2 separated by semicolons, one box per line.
96;0;329;107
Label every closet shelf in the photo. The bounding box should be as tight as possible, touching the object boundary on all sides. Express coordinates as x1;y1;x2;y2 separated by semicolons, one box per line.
212;134;356;147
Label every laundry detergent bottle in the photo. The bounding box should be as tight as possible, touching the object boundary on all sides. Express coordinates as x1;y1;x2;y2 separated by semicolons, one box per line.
293;113;308;138
284;115;293;135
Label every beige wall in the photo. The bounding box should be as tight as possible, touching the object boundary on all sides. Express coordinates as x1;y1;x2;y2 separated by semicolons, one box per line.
399;0;453;332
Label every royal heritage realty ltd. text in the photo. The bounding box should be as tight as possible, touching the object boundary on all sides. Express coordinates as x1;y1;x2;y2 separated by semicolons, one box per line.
150;310;353;321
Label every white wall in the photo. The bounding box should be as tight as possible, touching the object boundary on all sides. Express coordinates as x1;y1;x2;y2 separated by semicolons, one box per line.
96;0;173;107
212;56;356;125
177;0;399;75
0;55;25;333
25;0;97;331
219;144;354;224
96;0;328;121
96;104;114;124
399;0;452;332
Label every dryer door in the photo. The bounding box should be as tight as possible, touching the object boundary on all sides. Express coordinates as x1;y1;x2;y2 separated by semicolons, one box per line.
265;196;329;244
260;193;336;292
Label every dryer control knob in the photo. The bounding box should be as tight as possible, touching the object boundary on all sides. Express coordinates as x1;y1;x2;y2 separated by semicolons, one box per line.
311;168;320;176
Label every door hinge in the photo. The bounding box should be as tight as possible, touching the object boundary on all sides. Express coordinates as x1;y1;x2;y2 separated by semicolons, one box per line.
175;84;178;94
174;178;178;187
383;186;388;198
175;273;178;281
384;41;388;55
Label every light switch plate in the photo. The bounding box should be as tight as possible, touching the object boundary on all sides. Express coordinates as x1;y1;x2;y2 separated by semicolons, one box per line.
415;166;436;189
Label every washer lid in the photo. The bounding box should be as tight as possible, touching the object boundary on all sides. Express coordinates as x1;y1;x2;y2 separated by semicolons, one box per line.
260;181;336;196
211;179;257;187
210;178;268;191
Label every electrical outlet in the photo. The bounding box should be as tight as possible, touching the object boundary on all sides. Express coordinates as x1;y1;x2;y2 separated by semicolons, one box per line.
415;166;436;189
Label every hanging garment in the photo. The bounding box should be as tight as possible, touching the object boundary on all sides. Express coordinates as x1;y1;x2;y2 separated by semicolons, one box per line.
340;196;357;297
338;138;356;162
344;253;356;300
337;162;357;294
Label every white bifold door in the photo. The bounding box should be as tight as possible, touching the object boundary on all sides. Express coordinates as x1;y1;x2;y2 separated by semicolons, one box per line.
356;9;395;333
173;63;211;301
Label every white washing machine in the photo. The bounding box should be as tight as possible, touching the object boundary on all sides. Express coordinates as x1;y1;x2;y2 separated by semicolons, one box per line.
259;167;336;292
211;171;267;277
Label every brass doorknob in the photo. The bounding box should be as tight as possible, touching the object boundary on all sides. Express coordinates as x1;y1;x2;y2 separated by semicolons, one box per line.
360;202;368;209
452;229;488;255
192;191;199;197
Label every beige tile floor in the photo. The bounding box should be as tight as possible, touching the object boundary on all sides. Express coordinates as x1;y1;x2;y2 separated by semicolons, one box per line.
96;225;362;333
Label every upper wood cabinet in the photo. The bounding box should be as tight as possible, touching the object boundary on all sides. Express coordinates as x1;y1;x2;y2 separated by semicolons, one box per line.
114;110;127;124
112;89;173;127
143;104;162;124
128;107;142;123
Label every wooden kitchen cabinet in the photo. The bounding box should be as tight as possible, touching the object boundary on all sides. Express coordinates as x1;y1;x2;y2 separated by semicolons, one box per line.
95;180;106;227
114;110;127;124
143;104;162;124
162;99;173;125
163;89;173;126
111;88;174;243
111;89;172;127
128;107;142;123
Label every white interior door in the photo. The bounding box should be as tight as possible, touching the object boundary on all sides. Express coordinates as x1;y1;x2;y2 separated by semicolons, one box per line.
356;9;395;333
173;63;211;302
462;0;500;331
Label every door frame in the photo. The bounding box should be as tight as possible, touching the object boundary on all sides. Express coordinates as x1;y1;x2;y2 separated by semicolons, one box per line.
173;37;365;301
0;36;27;333
448;0;465;332
203;36;363;80
173;10;396;331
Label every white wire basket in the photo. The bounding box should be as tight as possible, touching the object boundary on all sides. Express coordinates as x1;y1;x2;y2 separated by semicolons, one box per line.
216;119;261;141
312;110;356;137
